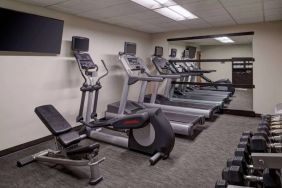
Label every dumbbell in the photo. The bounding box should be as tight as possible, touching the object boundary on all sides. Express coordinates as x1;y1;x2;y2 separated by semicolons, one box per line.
261;114;282;122
250;135;282;153
222;165;281;187
226;156;257;175
260;118;282;127
259;122;282;130
242;131;253;137
240;131;253;143
234;146;252;164
254;130;282;143
257;126;282;136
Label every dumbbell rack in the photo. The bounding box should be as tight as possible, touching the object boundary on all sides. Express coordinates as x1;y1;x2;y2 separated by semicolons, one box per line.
252;153;282;169
215;113;282;188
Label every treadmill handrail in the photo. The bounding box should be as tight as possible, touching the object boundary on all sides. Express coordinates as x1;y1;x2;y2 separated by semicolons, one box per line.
158;74;180;79
131;76;163;82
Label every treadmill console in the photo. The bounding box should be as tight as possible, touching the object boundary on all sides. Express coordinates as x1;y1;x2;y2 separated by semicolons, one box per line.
126;56;142;70
153;56;168;69
74;52;96;70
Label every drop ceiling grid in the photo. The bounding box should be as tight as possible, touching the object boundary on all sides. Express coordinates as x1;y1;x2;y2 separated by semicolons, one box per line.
15;0;282;33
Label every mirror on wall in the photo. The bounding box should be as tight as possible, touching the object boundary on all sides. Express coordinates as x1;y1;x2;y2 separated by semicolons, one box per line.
167;32;254;114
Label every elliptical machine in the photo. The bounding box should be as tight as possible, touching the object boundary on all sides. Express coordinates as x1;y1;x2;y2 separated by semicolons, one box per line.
73;37;175;165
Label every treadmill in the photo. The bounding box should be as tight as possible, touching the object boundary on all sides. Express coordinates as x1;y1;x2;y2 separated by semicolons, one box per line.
170;48;234;95
171;57;231;98
142;46;221;119
162;49;230;104
106;42;204;136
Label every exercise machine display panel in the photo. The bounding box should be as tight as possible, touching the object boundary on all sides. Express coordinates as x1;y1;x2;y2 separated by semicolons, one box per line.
170;48;177;58
154;46;163;57
72;36;96;70
124;42;136;56
72;36;89;52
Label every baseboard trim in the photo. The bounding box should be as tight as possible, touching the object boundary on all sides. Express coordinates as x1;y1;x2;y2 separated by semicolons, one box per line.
223;109;256;117
0;135;53;157
0;125;83;158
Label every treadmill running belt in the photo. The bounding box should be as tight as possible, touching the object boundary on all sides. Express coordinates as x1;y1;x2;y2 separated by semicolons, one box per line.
155;95;218;110
164;111;203;124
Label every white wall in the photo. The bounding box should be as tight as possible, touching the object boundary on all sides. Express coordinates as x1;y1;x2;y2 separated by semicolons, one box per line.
200;44;253;81
168;44;186;59
151;21;282;115
0;0;152;151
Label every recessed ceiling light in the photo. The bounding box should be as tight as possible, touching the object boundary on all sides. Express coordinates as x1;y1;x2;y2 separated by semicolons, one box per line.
168;5;198;19
154;7;185;21
130;0;161;9
214;37;234;43
130;0;198;21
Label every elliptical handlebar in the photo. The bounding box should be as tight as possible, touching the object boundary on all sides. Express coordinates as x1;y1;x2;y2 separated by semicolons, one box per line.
97;60;109;83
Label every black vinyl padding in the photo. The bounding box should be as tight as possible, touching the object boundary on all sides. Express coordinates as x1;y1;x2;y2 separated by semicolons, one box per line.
35;105;72;136
58;130;81;148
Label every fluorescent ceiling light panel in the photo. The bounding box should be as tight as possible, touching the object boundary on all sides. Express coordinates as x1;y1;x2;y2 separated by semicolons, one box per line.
130;0;161;9
154;7;185;21
168;5;198;19
214;37;234;43
155;0;176;6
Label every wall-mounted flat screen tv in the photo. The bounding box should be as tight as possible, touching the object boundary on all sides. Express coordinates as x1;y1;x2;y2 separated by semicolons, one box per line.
0;7;64;54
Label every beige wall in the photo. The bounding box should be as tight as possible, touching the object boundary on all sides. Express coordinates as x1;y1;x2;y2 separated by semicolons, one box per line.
168;44;186;59
0;0;152;151
151;21;282;115
200;44;253;81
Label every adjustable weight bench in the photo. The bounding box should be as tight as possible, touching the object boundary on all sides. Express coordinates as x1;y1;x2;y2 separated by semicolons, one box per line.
17;105;105;185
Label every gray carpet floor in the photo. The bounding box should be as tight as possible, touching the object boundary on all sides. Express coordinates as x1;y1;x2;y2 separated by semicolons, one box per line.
0;115;259;188
228;89;253;111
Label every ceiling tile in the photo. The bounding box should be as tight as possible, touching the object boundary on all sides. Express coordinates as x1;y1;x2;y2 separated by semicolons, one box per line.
51;0;127;14
155;21;187;30
78;2;148;20
223;2;264;23
264;8;282;21
225;3;263;14
235;15;263;24
195;8;228;17
263;0;282;10
134;25;167;33
180;19;211;29
17;0;66;6
127;11;161;20
204;15;236;26
102;15;143;26
181;0;222;11
144;16;175;24
174;0;202;5
220;0;261;6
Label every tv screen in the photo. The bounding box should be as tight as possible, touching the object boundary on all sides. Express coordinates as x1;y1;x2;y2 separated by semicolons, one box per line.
154;46;163;57
183;50;189;58
185;46;197;59
0;8;64;54
72;36;89;52
170;48;177;58
124;42;136;56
